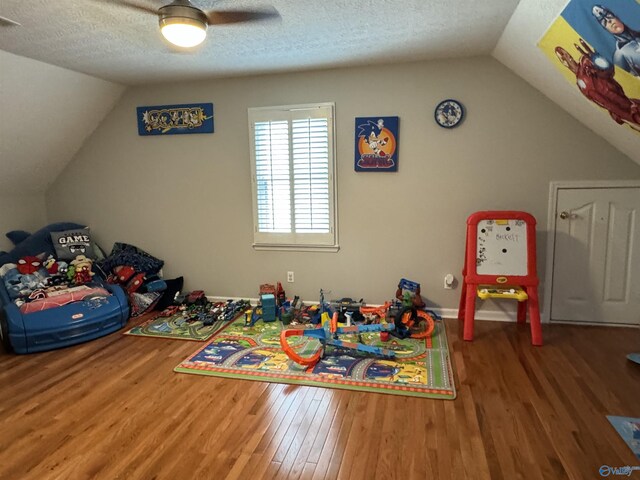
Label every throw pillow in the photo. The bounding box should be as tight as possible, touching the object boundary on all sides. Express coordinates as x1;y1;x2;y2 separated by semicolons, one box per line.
50;229;96;260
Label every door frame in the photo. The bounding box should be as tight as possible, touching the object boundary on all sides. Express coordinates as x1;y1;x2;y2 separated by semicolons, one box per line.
544;180;640;325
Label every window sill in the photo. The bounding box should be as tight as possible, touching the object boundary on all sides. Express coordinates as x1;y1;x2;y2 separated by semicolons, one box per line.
253;244;340;253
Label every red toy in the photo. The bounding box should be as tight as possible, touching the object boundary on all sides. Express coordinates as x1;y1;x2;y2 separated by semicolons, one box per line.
276;282;286;306
17;256;42;275
458;211;542;346
126;273;146;294
114;265;136;283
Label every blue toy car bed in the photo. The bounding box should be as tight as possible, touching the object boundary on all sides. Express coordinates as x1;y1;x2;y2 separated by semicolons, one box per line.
0;281;129;354
0;223;130;354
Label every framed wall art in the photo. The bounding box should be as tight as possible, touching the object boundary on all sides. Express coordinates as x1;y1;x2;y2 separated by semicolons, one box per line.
137;103;214;136
354;116;399;172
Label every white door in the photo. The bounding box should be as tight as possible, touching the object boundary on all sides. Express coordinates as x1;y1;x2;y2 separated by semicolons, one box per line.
551;187;640;325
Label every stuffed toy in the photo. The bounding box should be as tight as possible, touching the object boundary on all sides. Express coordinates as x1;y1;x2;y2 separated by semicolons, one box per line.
17;255;43;275
70;255;95;285
57;261;69;277
44;256;59;275
67;266;76;283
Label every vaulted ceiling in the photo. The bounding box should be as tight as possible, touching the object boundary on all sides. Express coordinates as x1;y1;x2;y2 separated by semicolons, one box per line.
0;0;638;193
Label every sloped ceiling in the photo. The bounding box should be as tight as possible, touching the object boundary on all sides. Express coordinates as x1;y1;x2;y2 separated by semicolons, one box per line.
494;0;640;166
0;50;125;194
0;0;637;190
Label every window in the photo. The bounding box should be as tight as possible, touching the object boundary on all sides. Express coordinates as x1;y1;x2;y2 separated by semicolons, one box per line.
248;103;338;251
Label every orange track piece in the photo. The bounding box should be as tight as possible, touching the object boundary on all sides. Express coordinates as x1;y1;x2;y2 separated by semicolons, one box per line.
279;328;322;366
400;309;435;339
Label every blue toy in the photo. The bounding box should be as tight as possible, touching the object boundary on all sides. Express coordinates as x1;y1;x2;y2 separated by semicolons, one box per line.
0;224;130;354
261;294;276;322
308;289;335;324
1;280;129;354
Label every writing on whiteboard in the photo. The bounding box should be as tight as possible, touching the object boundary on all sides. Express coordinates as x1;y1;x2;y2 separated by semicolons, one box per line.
496;234;520;242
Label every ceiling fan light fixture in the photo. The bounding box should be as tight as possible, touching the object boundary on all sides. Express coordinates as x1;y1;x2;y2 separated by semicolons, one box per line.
159;3;208;48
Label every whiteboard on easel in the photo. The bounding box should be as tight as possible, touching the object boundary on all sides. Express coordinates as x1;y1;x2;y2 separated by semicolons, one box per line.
476;219;528;276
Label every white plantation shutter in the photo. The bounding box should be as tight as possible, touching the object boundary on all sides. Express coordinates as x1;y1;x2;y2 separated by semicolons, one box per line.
292;117;330;233
254;120;291;232
249;104;337;249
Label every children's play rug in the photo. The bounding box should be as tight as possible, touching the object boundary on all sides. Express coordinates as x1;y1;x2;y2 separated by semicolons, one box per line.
175;318;456;399
125;313;232;341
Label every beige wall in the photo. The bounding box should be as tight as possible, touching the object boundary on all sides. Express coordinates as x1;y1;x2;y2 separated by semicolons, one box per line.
0;194;46;252
46;57;640;311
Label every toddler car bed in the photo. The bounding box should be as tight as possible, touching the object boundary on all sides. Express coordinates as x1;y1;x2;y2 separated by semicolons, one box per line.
0;223;130;354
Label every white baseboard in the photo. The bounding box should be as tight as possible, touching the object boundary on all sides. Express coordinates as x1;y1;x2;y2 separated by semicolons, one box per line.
206;296;528;323
207;296;638;327
432;307;530;322
549;319;639;328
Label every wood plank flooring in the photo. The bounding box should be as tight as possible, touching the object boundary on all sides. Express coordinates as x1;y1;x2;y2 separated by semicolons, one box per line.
1;318;639;479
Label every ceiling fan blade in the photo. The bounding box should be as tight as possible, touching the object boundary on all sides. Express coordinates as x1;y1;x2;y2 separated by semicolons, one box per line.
0;15;21;27
102;0;158;15
206;7;280;26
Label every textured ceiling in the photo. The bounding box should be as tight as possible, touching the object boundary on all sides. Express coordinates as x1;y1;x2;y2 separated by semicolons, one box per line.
494;0;640;166
0;0;521;85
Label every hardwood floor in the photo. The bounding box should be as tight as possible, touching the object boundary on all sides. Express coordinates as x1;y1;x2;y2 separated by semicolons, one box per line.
1;318;639;480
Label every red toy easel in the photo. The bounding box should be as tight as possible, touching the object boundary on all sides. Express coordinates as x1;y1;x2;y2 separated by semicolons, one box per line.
458;211;542;346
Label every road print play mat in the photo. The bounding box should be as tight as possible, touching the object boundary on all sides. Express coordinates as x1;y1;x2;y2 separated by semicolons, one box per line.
175;317;456;399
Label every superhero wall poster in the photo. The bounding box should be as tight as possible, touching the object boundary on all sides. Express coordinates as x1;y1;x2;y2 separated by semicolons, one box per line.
354;116;399;172
538;0;640;133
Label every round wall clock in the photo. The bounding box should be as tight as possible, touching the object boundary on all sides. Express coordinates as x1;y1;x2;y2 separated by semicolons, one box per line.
434;99;464;128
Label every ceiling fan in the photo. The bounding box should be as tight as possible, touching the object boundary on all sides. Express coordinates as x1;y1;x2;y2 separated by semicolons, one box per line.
112;0;280;48
0;15;21;27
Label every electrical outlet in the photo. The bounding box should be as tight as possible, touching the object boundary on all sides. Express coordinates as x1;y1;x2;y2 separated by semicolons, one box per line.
444;274;455;289
287;271;294;283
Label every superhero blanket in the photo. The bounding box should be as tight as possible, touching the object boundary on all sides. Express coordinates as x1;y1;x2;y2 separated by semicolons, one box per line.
538;0;640;133
19;285;110;314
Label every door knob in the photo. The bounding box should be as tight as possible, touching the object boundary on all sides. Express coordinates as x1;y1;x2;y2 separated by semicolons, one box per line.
560;211;570;219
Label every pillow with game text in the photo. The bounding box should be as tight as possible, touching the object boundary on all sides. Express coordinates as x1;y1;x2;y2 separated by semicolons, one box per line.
50;229;96;260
